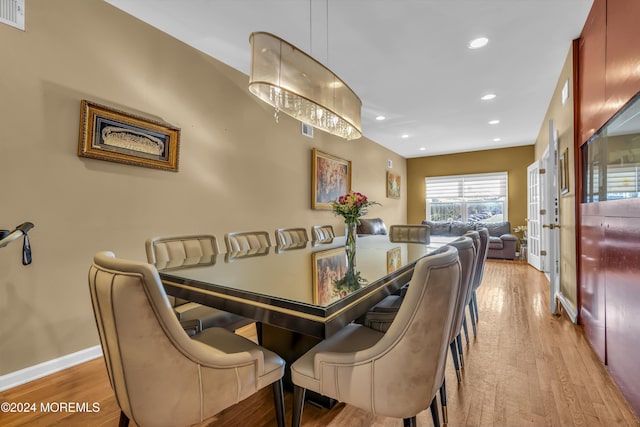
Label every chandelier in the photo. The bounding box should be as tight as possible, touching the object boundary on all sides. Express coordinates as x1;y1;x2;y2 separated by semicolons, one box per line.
248;31;362;140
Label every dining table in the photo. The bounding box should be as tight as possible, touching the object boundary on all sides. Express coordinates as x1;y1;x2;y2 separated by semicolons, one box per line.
159;234;455;394
160;234;452;335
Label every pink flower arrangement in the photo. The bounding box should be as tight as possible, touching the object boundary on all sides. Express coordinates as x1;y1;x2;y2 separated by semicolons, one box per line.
331;191;380;224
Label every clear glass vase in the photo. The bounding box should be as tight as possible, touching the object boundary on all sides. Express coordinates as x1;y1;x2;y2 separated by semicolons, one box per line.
345;221;357;268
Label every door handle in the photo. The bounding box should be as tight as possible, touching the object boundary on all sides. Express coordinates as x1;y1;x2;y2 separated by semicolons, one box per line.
542;224;560;229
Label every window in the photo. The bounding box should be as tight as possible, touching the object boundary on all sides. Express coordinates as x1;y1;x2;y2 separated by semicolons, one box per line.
425;172;508;222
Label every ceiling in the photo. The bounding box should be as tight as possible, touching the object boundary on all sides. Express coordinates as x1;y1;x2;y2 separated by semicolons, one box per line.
104;0;594;158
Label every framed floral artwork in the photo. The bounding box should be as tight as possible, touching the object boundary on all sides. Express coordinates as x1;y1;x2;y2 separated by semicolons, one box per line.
78;100;180;172
387;171;401;199
312;148;351;209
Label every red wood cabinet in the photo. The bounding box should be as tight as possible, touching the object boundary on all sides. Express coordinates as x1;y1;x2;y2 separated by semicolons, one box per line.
579;199;640;417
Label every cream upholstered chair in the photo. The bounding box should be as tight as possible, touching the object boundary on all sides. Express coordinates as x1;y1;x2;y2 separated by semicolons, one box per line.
224;230;272;252
275;227;309;246
443;237;476;377
291;245;461;427
146;235;252;332
461;230;481;344
311;225;335;242
469;227;490;336
88;252;286;427
363;238;473;424
359;224;433;319
389;224;431;244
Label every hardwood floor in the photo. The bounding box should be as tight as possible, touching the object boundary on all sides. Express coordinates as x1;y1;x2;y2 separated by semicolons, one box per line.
1;260;638;426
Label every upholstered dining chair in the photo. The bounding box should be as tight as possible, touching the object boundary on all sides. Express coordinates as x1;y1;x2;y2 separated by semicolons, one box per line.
469;227;490;336
444;237;476;379
389;224;431;244
358;224;433;319
88;251;286;427
291;245;461;427
461;230;481;344
224;230;272;253
146;235;253;332
275;227;309;246
363;238;474;424
357;217;388;235
311;225;335;242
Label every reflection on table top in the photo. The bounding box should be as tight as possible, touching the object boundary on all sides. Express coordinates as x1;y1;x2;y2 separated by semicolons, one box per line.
160;235;452;311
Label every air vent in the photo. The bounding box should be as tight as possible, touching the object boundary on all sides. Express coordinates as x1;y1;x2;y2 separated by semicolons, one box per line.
301;122;314;138
0;0;25;31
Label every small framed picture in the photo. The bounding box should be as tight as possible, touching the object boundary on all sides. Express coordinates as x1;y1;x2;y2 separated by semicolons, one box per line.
312;148;351;209
387;171;401;199
387;247;402;273
560;148;569;195
78;100;180;172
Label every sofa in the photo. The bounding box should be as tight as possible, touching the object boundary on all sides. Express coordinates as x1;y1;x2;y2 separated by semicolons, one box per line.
422;220;518;260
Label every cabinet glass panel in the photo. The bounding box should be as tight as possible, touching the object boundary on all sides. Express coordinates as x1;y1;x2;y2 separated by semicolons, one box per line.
582;92;640;203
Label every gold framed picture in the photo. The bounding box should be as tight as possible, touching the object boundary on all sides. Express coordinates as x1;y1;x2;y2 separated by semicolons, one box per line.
78;100;180;172
312;148;351;209
387;247;402;273
387;171;401;199
560;148;569;195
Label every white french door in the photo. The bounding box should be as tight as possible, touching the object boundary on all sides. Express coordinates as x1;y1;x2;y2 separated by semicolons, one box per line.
544;121;561;316
527;161;542;270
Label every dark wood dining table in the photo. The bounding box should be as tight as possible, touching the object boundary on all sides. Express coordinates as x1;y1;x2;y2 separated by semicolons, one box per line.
159;234;454;394
159;234;453;339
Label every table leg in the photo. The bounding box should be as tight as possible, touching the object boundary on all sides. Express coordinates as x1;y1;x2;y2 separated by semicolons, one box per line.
261;324;336;408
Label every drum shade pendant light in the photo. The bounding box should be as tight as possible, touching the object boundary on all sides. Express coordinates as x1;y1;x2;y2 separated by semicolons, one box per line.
249;31;362;140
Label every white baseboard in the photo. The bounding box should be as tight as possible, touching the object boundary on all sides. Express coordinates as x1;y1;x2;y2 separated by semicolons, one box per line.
0;346;102;392
557;292;578;324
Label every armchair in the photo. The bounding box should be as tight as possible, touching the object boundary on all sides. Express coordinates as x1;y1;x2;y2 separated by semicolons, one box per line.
291;245;461;427
389;224;430;244
224;230;272;252
476;221;517;260
356;217;388;235
88;252;285;427
311;225;335;242
146;235;252;332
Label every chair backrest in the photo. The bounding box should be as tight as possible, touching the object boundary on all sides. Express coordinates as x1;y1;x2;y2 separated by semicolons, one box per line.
224;231;272;252
357;217;388;235
275;227;309;246
463;230;480;301
446;236;476;343
311;225;335;242
389;224;430;244
317;245;460;418
474;227;490;290
88;252;263;427
145;235;219;270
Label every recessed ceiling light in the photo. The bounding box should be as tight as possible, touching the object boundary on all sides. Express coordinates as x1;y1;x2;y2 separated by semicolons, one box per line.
481;93;496;101
468;37;489;49
493;138;501;142
375;115;386;121
401;134;409;139
488;119;500;125
419;147;426;151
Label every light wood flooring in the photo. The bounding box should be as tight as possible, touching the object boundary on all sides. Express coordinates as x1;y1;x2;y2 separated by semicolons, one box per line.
1;260;638;426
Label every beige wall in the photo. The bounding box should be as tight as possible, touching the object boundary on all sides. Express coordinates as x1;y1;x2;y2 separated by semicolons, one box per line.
407;146;534;228
532;45;577;312
0;0;406;375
